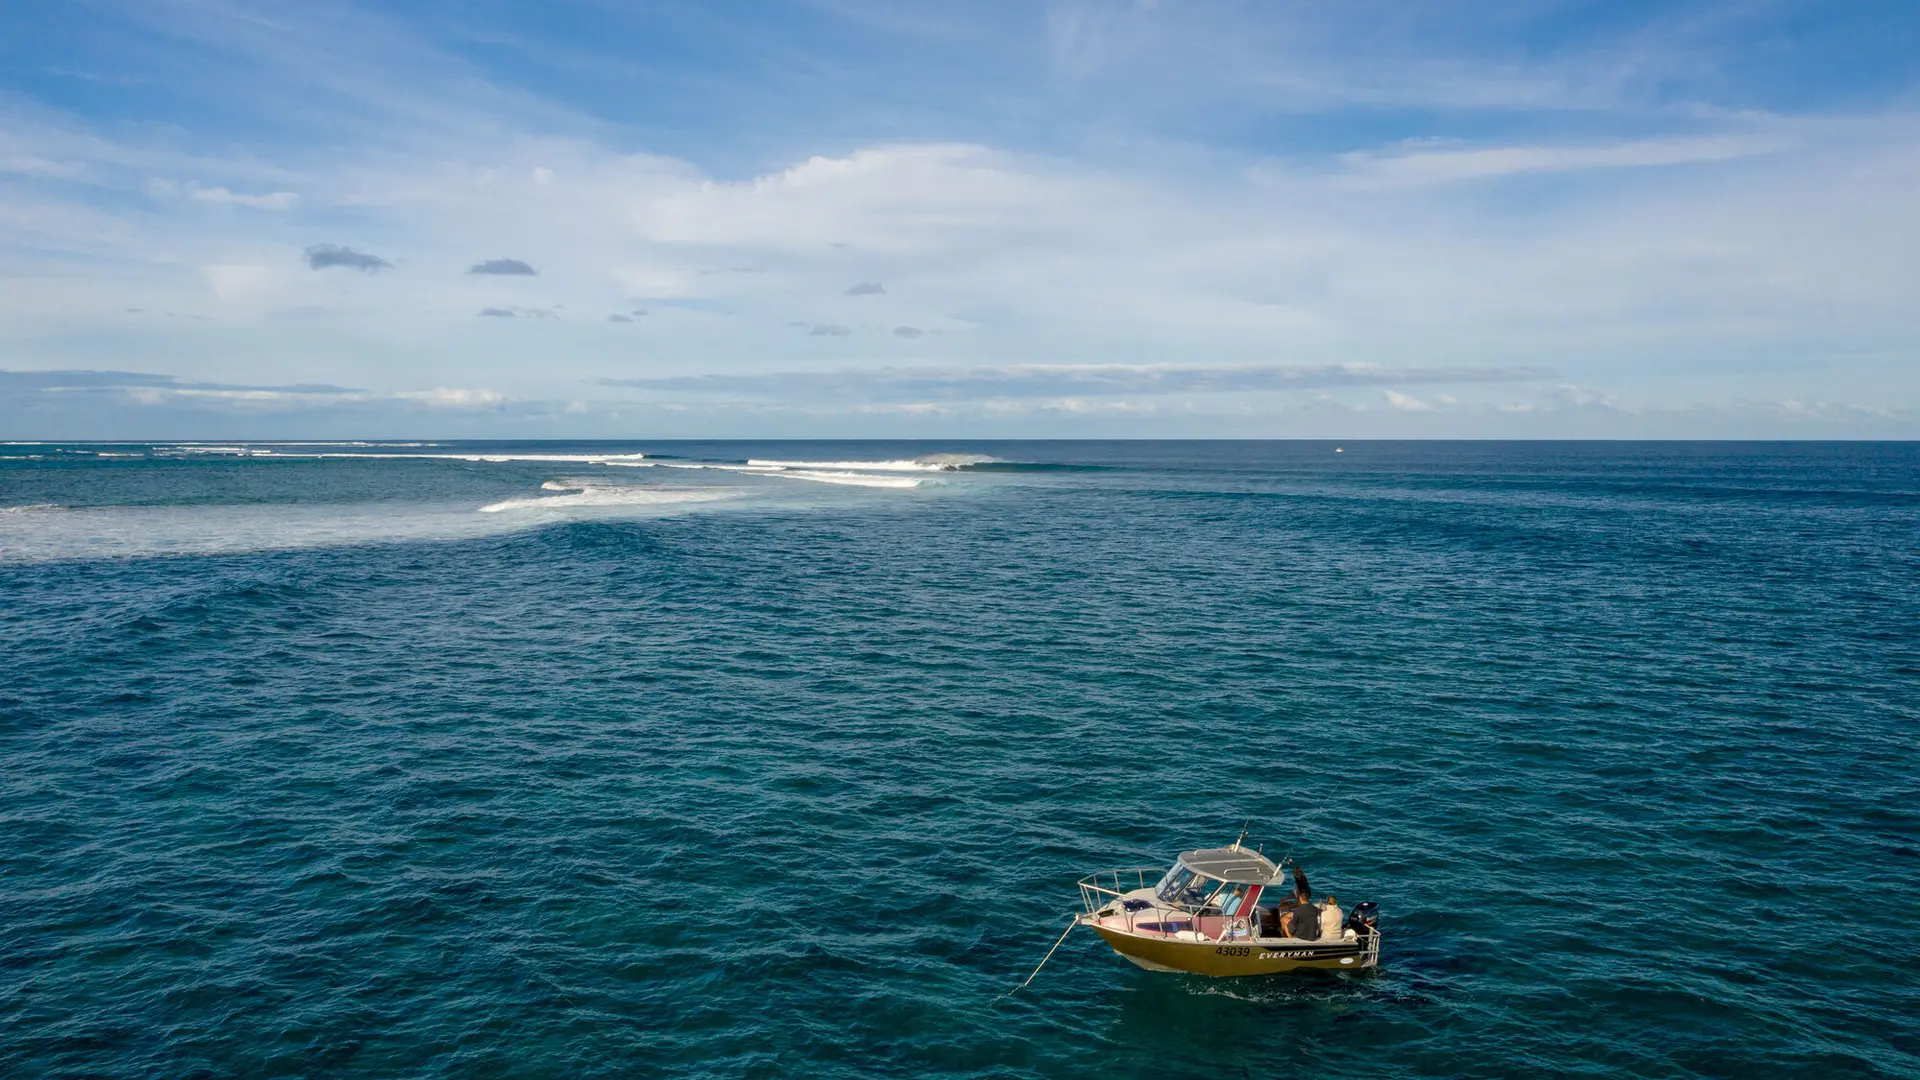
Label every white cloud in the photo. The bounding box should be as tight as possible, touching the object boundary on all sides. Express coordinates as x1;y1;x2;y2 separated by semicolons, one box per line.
393;387;506;409
189;185;301;209
633;144;1072;252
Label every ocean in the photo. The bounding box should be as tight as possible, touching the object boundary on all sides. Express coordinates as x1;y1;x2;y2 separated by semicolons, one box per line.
2;440;1915;1078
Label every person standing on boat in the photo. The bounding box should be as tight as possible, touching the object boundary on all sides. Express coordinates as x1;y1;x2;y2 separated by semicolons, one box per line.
1318;895;1345;942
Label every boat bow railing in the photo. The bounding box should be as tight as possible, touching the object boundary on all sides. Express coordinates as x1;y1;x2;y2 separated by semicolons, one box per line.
1076;868;1163;917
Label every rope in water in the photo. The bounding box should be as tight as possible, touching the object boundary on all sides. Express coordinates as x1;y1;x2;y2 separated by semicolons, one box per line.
993;918;1077;1003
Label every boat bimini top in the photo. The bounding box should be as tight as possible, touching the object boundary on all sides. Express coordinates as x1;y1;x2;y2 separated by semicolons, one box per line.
1149;847;1285;912
1175;847;1283;885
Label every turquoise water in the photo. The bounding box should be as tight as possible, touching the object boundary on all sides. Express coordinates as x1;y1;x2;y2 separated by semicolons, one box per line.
2;441;1916;1078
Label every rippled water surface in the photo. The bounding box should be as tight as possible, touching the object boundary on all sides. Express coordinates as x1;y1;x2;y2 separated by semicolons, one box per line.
3;441;1917;1078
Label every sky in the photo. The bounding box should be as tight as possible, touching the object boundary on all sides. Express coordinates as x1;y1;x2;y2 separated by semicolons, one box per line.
1;0;1917;439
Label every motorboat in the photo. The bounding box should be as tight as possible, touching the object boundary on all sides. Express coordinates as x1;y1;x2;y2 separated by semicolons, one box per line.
1077;839;1380;976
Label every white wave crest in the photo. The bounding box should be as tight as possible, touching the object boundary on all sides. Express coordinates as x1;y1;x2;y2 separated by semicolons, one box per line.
746;455;993;472
478;486;734;513
655;463;784;477
916;453;1001;468
771;471;924;488
1;503;67;514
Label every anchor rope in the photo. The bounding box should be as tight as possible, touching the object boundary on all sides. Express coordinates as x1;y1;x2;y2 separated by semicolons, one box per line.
993;917;1077;1003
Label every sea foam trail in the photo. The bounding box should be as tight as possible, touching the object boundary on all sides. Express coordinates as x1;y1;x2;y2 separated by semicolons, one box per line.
478;487;734;513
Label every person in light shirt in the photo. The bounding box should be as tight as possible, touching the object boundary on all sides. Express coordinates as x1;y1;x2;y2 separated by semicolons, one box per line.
1318;894;1345;942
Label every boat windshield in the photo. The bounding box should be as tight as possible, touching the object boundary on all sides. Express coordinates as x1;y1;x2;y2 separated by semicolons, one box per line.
1153;863;1224;908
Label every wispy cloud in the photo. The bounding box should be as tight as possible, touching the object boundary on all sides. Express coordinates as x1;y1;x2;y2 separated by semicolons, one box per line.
602;362;1548;402
843;281;885;296
1337;134;1794;187
1;369;503;411
190;185;301;209
1;369;210;391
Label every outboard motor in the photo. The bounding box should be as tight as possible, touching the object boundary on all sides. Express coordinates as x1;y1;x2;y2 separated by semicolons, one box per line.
1346;901;1379;938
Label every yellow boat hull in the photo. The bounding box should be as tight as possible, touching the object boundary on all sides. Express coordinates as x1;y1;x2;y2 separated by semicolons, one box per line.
1088;923;1377;977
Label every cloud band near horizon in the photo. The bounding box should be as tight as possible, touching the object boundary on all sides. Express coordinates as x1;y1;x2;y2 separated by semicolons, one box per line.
600;362;1551;401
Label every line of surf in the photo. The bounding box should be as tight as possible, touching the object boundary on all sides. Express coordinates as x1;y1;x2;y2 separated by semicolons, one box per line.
157;449;651;464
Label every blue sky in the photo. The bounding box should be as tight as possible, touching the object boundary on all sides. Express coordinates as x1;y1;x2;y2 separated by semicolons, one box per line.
1;0;1916;438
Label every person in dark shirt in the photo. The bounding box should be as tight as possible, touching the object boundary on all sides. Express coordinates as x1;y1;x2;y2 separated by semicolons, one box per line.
1288;896;1321;940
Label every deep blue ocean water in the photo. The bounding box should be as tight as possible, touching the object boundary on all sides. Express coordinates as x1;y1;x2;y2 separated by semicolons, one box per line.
2;440;1916;1078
